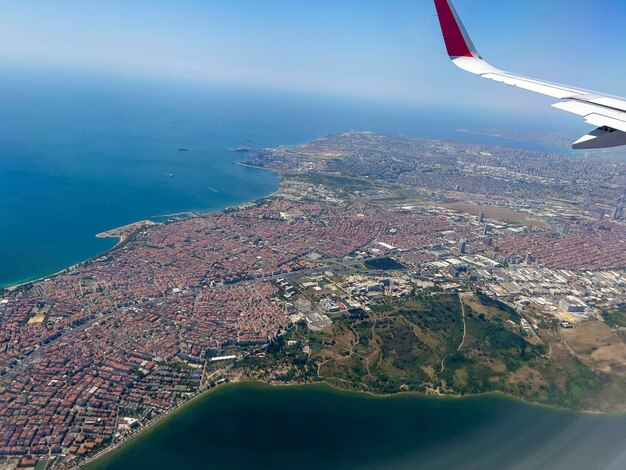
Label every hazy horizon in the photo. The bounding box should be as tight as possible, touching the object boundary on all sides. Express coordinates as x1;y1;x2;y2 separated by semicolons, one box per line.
0;0;624;115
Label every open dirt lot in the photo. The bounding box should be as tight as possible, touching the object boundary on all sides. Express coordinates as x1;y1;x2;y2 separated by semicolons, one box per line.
446;203;549;229
562;321;626;375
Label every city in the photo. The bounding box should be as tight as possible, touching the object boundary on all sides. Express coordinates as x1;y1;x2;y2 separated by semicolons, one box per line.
1;132;626;468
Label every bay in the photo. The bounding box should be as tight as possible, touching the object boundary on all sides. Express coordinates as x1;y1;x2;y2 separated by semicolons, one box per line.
0;66;574;288
88;382;626;470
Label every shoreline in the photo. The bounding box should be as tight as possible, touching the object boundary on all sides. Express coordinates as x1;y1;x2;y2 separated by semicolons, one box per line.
266;379;618;416
84;378;623;467
1;163;282;293
81;379;231;468
1;258;104;293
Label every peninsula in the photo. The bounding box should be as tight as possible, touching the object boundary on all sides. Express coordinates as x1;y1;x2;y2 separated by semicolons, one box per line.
2;133;626;469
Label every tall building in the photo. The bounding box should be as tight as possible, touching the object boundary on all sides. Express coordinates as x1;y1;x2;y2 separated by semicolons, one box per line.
482;224;489;236
458;239;467;254
478;212;485;223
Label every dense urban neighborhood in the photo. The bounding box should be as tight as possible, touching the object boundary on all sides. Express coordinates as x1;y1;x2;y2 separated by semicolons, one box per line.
2;133;626;468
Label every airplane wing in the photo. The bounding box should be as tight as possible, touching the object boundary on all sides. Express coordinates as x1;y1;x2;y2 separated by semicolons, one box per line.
434;0;626;149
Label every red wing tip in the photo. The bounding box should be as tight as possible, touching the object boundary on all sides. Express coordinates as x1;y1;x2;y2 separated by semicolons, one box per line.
434;0;475;59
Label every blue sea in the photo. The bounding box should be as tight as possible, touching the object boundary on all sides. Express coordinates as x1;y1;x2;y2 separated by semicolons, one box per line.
0;66;578;288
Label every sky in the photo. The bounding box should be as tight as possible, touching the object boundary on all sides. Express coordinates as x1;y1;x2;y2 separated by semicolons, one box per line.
0;0;625;115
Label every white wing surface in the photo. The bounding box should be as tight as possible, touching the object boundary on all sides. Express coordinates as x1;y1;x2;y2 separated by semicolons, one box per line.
434;0;626;149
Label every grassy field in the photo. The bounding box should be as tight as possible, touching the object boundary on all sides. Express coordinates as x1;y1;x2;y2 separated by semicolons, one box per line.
234;292;626;413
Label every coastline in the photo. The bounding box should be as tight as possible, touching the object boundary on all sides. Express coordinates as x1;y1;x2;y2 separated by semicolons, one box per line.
84;378;621;468
81;378;233;468
3;226;136;293
1;256;111;292
1;161;282;293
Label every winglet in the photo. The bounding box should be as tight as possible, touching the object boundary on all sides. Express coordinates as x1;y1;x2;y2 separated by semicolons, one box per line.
434;0;480;59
